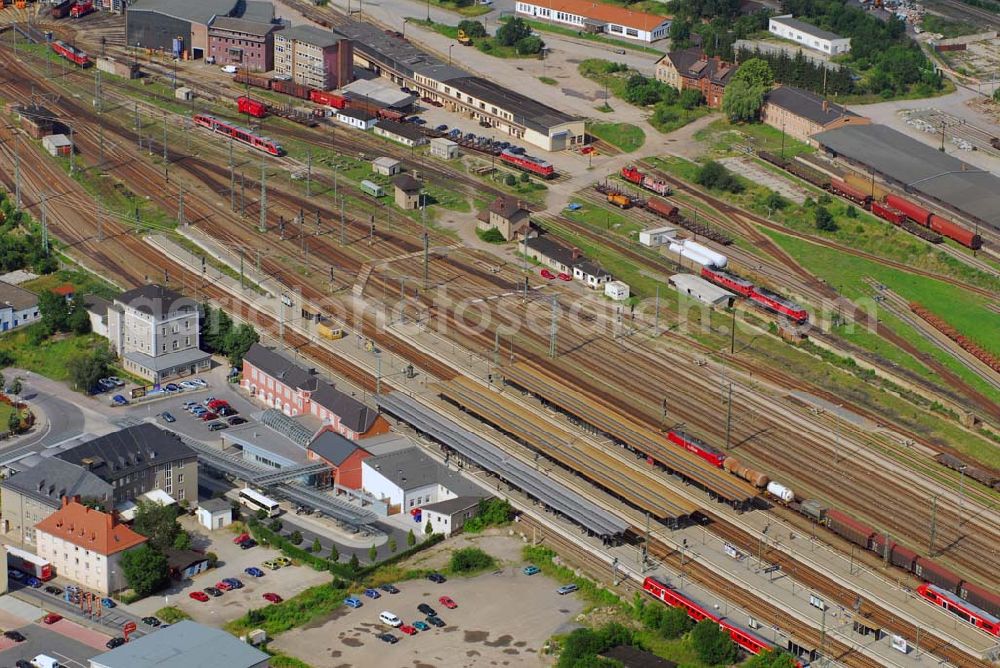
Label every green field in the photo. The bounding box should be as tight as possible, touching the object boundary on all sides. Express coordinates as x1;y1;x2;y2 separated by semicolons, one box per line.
0;329;105;384
693;118;815;159
587;122;645;152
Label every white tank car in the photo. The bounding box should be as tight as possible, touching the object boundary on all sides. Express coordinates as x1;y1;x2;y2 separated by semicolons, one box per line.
668;243;713;267
766;481;794;503
683;240;727;268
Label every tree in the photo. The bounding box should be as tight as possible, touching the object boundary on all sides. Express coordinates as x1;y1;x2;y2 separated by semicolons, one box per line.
458;19;487;38
658;606;693;638
845;205;858;218
691;618;737;665
766;191;787;211
668;19;692;48
120;546;169;597
678;88;703;110
368;543;378;563
0;371;5;391
68;304;91;334
289;530;303;545
132;500;181;552
732;57;774;89
516;35;544;55
814;205;838;231
223;324;259;367
744;649;798;668
994;88;1000;103
696;161;743;193
200;304;232;354
519;171;530;183
388;536;397;553
407;529;416;547
425;519;433;535
722;79;765;122
8;409;21;434
312;537;322;553
329;543;340;562
172;530;192;551
623;74;668;107
504;174;516;186
497;17;531;46
68;345;112;393
268;518;283;532
449;547;496;573
348;552;360;571
38;290;71;334
640;600;663;629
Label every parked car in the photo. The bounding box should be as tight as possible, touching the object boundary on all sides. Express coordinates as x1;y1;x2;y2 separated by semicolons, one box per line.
190;591;210;602
364;588;381;599
399;624;417;635
262;592;283;603
228;416;248;425
98;378;117;391
344;596;363;608
218;406;237;417
412;620;430;631
379;584;400;594
42;613;62;625
557;584;579;595
540;269;556;280
263;560;281;570
417;603;436;616
425;615;446;628
142;616;161;627
100;597;115;608
25;577;41;588
438;596;457;609
274;556;292;567
107;376;125;387
239;538;257;549
379;611;401;627
44;585;62;596
105;637;125;649
207;399;229;410
161;411;176;423
245;567;264;578
223;578;243;589
522;565;540;576
435;124;448;132
209;421;227;431
215;581;233;592
4;630;25;642
377;632;398;644
233;533;251;544
164;383;180;393
112;395;129;406
204;587;223;597
557;273;572;281
427;572;446;583
221;65;239;74
6;569;23;580
202;412;219;421
187;378;207;387
179;381;200;390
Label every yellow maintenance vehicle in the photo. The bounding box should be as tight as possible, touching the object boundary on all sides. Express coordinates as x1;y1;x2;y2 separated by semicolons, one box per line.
457;29;473;46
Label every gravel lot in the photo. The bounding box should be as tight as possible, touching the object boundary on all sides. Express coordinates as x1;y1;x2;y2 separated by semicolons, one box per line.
270;533;584;668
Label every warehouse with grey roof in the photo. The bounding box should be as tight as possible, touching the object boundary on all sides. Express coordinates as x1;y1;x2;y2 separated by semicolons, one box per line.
814;124;1000;230
126;0;272;59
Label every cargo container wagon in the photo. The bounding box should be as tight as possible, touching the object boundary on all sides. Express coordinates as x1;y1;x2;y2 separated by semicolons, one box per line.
237;96;268;119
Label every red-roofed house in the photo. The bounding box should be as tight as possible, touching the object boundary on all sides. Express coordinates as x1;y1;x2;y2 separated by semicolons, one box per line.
34;496;147;594
51;284;76;301
306;427;372;488
515;0;671;42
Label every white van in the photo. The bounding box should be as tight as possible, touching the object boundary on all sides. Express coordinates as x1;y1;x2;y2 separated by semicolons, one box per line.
31;656;61;668
378;611;402;627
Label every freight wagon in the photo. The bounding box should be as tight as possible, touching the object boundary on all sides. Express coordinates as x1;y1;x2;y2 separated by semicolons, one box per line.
959;581;1000;619
644;197;734;246
309;89;347;109
360;180;384;197
234;72;272;90
271;80;311;100
50;0;73;18
934;453;1000;489
870;201;905;225
829;179;871;208
620;165;672;196
825;508;875;548
237;96;268;118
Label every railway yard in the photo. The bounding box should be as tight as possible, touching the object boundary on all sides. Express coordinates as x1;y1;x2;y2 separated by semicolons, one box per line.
0;1;998;666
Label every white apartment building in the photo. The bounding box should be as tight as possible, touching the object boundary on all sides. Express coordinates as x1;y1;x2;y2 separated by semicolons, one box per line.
768;15;851;55
34;497;147;594
105;284;210;383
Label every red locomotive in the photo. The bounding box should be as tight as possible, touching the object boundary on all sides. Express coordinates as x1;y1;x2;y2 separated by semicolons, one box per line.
70;0;94;17
749;287;808;324
620;165;671;196
237;96;268;118
667;431;726;468
917;584;999;636
700;266;753;297
51;40;89;67
499;149;555;179
192;114;282;156
643;578;802;663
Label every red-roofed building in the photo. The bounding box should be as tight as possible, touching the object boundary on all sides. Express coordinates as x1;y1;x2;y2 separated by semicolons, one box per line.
515;0;671;42
306;427;371;488
51;284;76;301
34;496;147;594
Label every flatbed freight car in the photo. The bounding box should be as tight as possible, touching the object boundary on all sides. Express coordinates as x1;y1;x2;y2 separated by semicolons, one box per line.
644;197;733;246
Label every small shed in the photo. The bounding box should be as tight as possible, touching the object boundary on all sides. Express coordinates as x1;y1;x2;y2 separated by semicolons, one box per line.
392;173;423;210
196;497;233;531
639;225;677;247
430;137;459;160
42;134;73;157
337;108;377;130
605;280;630;301
421;495;485;537
670;273;735;307
174;86;194;101
372;157;402;176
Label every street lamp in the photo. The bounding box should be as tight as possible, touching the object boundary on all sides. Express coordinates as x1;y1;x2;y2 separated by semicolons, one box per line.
448;44;455;65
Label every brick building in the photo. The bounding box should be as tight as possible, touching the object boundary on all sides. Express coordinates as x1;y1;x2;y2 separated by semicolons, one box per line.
655;48;735;109
306;428;371;488
760;85;869;143
241;343;391;440
208;17;281;72
478;196;531;241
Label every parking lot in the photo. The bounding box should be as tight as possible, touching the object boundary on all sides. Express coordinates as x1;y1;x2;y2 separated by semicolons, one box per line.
270;534;584;667
0;621;103;668
126;517;334;625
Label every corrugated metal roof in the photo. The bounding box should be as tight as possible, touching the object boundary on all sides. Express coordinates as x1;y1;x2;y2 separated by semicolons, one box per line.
670;273;734;305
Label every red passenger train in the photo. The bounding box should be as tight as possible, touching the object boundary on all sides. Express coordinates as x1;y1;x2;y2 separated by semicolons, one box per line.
643;577;802;663
192;114;282;156
499;149;555;179
667;431;726;468
51;40;89;67
917;584;999;636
